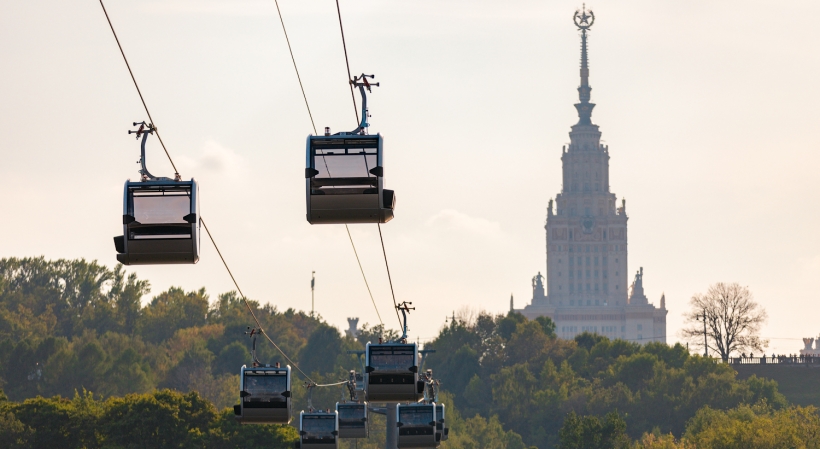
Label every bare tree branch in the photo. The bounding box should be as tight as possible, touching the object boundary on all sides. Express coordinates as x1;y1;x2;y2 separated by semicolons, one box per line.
680;282;768;361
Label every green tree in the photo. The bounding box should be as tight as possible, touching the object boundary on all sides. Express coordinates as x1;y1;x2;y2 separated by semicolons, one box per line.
559;411;631;449
139;287;209;344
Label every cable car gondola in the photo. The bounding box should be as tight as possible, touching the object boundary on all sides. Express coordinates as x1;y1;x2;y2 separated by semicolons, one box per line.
234;364;292;424
336;402;368;439
396;403;438;448
365;342;422;402
114;122;200;265
306;74;395;224
298;410;339;449
435;403;448;442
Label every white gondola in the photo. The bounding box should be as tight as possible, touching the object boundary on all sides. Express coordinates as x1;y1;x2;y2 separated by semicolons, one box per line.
114;122;200;265
305;74;395;224
336;402;368;439
234;365;292;424
365;342;422;403
298;410;339;449
435;404;448;442
396;403;438;448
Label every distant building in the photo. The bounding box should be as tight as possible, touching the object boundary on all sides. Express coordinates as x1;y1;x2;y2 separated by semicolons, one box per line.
346;317;360;338
800;337;820;356
513;7;667;344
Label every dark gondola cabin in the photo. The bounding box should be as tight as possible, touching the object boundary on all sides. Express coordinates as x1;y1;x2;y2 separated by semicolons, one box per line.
299;410;339;449
365;342;421;403
396;403;438;448
234;365;291;424
114;179;200;265
336;402;368;439
305;134;394;224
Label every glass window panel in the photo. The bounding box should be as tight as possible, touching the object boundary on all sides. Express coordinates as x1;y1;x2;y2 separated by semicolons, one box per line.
338;405;365;420
243;372;288;402
133;195;190;224
302;415;336;437
399;407;433;426
314;152;377;179
369;346;415;371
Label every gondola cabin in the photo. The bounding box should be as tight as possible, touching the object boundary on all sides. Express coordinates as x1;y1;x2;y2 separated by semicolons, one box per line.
298;410;339;449
365;342;421;403
336;402;368;439
435;404;448;442
114;179;200;265
353;372;366;400
396;403;438;448
234;365;291;424
305;134;394;224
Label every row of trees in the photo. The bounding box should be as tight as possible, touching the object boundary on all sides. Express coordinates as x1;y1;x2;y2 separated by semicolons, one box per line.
0;256;801;448
423;310;785;448
559;402;820;449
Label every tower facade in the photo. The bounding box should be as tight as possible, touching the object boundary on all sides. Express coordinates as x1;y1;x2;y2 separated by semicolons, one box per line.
516;6;667;343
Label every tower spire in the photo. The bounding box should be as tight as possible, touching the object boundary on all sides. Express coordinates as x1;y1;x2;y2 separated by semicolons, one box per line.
573;4;596;125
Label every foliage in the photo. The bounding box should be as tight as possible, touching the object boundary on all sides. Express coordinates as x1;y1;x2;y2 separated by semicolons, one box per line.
558;411;631;449
0;389;296;449
682;402;820;449
425;311;786;448
681;283;768;361
0;257;803;449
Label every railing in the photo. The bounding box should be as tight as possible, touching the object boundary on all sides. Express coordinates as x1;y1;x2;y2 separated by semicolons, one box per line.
719;356;820;365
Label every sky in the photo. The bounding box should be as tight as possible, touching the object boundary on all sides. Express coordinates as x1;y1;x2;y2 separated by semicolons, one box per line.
1;0;818;354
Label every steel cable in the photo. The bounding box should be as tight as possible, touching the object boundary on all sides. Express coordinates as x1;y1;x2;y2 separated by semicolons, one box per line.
98;0;179;176
201;218;314;382
335;0;360;125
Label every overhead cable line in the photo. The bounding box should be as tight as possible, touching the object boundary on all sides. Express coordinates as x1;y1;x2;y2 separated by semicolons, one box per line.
334;0;359;124
268;0;385;329
98;1;318;384
346;225;384;326
98;0;179;176
272;0;317;134
201;218;314;382
336;0;403;328
378;224;404;329
332;1;403;331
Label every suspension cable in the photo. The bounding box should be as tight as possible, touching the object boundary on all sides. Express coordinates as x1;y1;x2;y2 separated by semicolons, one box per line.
98;0;179;176
201;218;314;382
98;0;318;383
335;0;359;124
378;224;403;329
272;0;317;134
345;225;384;326
334;3;403;332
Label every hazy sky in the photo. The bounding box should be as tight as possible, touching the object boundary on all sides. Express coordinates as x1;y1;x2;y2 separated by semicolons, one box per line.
1;0;818;354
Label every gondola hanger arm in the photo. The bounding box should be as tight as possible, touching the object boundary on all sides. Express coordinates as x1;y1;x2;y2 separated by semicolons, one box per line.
347;74;379;135
128;121;180;181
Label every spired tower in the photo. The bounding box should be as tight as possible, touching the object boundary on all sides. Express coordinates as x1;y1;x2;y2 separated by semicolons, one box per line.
516;6;667;343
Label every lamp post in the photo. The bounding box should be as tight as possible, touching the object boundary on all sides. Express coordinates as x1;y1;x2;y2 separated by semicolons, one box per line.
696;310;708;357
311;271;315;317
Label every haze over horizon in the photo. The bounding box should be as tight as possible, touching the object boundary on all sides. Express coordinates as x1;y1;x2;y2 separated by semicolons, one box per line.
1;0;818;354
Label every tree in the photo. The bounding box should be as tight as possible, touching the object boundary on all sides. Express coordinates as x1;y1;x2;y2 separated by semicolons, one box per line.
681;283;768;361
558;411;631;449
